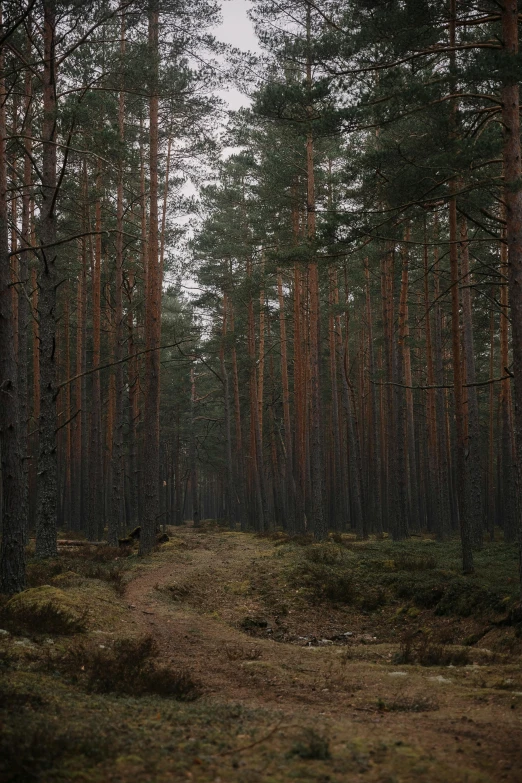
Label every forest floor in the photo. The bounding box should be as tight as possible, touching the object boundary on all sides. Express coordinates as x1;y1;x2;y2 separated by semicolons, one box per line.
1;525;522;783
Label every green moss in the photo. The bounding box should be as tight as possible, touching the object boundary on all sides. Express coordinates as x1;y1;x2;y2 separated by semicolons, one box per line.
1;586;88;635
286;537;520;619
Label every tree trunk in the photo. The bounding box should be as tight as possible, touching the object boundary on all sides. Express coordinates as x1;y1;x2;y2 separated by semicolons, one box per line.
228;295;246;527
140;0;161;554
500;232;516;539
247;258;267;531
277;270;296;530
220;293;234;522
432;215;451;538
364;259;381;533
398;237;417;532
35;0;59;558
449;195;474;572
501;0;522;591
459;217;483;549
424;230;439;536
89;163;103;540
190;367;200;527
0;10;26;592
109;17;126;545
18;34;32;543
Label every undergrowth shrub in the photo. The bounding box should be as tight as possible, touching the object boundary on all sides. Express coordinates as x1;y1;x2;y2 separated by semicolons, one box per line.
0;718;114;783
434;581;505;617
329;533;354;547
80;564;126;595
393;554;437;571
304;543;346;565
290;545;354;604
160;581;192;601
289;729;331;760
26;560;65;587
255;530;288;542
396;631;470;666
391;576;445;609
0;683;46;709
63;635;201;700
358;588;388;612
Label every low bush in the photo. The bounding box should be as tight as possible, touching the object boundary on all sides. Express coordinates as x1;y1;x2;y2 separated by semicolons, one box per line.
358;588;388;612
81;563;126;595
304;543;347;565
294;561;353;603
391;575;445;608
161;581;192;601
396;630;470;666
0;719;113;783
0;683;46;709
434;581;505;618
63;635;201;700
289;729;331;760
416;639;470;666
393;554;437;571
26;559;65;587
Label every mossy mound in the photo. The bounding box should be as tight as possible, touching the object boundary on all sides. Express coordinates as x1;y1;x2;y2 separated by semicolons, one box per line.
2;586;87;635
285;538;520;620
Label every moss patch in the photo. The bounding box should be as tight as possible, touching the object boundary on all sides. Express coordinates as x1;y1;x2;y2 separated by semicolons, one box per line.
1;586;88;635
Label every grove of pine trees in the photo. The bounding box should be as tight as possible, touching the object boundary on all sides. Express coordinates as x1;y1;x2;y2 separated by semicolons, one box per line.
1;0;522;596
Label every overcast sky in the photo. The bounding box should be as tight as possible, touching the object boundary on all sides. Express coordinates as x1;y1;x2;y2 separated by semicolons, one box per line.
214;0;260;110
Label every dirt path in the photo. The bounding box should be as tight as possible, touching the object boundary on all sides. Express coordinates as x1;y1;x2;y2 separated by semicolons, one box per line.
125;528;522;782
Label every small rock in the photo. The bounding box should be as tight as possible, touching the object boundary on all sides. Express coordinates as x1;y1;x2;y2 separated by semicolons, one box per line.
429;675;452;683
388;671;408;678
14;638;33;647
0;629;9;637
319;639;333;645
44;638;54;645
